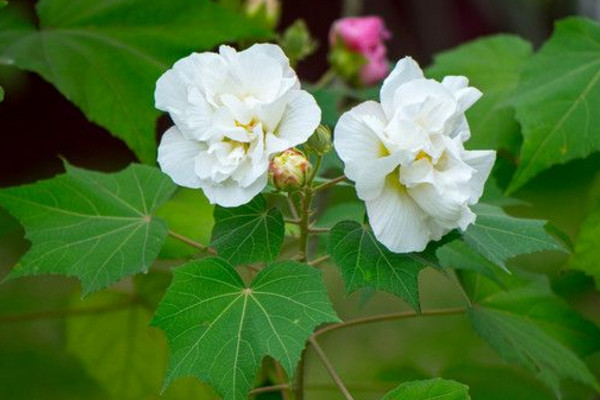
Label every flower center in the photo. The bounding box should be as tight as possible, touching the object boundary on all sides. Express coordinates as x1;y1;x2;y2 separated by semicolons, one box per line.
415;150;432;163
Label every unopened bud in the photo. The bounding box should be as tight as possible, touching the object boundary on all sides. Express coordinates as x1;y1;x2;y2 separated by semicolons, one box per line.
279;20;318;66
305;125;332;155
269;149;312;192
246;0;280;30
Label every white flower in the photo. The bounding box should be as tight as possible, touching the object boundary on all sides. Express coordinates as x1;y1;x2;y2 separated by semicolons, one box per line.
334;57;496;253
155;43;321;207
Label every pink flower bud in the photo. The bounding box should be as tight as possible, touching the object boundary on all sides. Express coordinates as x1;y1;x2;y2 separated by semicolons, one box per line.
269;149;312;192
329;16;391;86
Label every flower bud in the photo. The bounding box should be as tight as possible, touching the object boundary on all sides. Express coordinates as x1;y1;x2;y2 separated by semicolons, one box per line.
279;20;318;66
328;16;391;86
269;149;312;192
305;125;332;155
246;0;281;30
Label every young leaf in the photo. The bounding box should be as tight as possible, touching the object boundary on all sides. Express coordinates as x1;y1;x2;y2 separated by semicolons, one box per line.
0;162;176;295
428;35;532;153
327;220;432;311
570;204;600;289
67;291;215;400
210;195;285;265
462;204;565;270
382;378;471;400
508;17;600;192
152;258;339;400
0;0;270;163
466;272;600;393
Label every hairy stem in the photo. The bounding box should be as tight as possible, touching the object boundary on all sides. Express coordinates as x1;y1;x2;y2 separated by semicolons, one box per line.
313;307;467;338
168;230;216;254
309;337;354;400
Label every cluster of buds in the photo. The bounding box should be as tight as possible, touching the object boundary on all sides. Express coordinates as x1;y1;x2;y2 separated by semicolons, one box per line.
269;148;312;192
329;16;391;86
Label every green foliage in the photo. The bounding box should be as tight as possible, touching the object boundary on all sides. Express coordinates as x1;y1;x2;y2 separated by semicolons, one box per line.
569;203;600;289
211;195;285;265
0;86;3;102
382;378;471;400
462;204;565;270
156;189;214;259
0;162;175;295
152;258;339;400
428;35;532;153
465;272;600;393
66;290;214;400
0;0;270;163
436;240;503;284
328;220;430;311
508;17;600;192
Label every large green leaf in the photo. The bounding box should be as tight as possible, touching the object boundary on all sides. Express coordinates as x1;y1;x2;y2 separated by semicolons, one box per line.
152;258;339;400
436;240;504;284
466;272;600;393
210;195;284;265
428;35;532;153
0;162;176;295
570;203;600;289
327;220;431;311
462;204;565;270
67;290;215;400
508;17;600;192
0;0;270;163
382;378;471;400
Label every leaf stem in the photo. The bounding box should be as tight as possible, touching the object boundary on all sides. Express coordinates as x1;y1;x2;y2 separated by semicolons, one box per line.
308;227;330;234
313;307;466;338
308;255;330;267
168;230;216;254
250;383;291;395
0;300;136;324
314;175;347;192
273;362;292;400
308;337;355;400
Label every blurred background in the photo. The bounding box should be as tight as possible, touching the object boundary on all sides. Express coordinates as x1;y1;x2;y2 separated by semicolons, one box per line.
1;0;600;399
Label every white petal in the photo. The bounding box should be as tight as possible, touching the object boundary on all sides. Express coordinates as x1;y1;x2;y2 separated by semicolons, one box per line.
380;57;424;119
351;153;402;201
271;90;321;153
157;126;202;188
441;76;469;92
442;76;482;113
407;182;473;230
462;150;496;203
367;179;432;253
200;173;268;207
334;100;388;175
244;43;299;92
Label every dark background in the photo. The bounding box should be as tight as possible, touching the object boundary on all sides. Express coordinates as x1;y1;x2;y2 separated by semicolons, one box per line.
0;0;591;187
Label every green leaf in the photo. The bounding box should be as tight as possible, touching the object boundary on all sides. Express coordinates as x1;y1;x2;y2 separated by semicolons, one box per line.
152;258;339;400
428;35;532;153
466;272;600;393
0;0;270;163
570;204;600;289
382;378;471;400
156;188;214;259
462;204;565;270
0;86;4;102
508;17;600;192
306;86;343;127
0;162;176;295
211;195;285;265
327;220;430;311
436;240;504;284
67;290;216;400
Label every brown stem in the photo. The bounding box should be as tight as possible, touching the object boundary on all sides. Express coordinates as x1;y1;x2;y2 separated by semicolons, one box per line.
308;255;330;267
307;227;330;234
250;383;290;395
168;230;216;254
314;175;347;192
313;307;466;338
308;337;354;400
274;362;292;400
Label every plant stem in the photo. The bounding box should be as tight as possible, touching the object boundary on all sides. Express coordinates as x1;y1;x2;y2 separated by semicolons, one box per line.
294;348;306;400
287;193;299;220
314;68;336;89
250;383;290;395
273;362;292;400
168;230;216;254
0;300;136;324
313;307;467;338
309;337;355;400
308;227;330;234
314;175;347;192
308;255;330;266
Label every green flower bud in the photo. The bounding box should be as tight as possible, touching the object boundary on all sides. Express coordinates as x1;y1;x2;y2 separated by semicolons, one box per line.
246;0;281;30
279;20;318;66
305;125;332;155
269;149;312;192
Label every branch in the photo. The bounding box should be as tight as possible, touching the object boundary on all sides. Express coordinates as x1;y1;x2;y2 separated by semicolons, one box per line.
0;300;136;324
308;337;354;400
308;255;330;267
168;230;216;254
308;227;330;234
314;175;347;192
313;307;466;338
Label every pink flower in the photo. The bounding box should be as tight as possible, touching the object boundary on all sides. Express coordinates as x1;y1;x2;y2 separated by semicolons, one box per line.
329;16;391;85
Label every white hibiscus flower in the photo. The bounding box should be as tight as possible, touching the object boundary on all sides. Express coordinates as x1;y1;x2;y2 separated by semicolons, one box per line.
155;43;321;207
334;57;496;253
